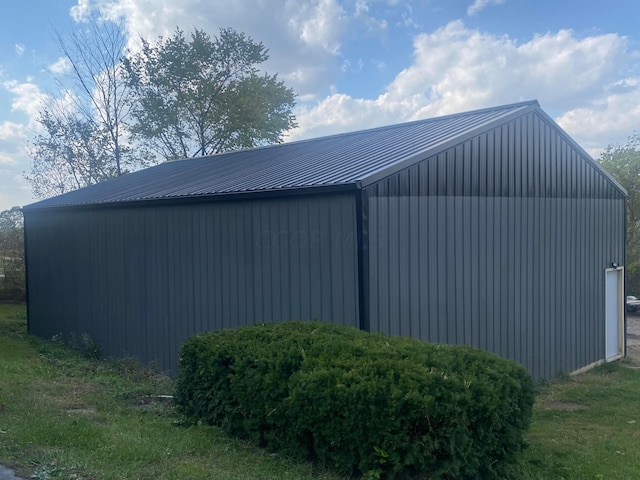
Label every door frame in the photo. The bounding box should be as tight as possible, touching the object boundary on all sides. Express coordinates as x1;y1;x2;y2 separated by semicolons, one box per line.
605;267;625;361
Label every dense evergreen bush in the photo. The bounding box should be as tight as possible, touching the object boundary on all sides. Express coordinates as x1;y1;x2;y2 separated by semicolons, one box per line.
175;321;534;479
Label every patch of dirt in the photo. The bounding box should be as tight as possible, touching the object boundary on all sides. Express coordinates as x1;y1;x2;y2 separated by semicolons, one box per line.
66;407;96;415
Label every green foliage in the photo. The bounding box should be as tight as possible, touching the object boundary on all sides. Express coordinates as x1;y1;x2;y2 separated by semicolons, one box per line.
28;109;119;198
176;321;535;479
0;207;25;302
599;132;640;294
124;27;297;160
25;17;147;199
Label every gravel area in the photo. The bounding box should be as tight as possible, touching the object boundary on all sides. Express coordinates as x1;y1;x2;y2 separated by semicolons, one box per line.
0;465;23;480
627;313;640;362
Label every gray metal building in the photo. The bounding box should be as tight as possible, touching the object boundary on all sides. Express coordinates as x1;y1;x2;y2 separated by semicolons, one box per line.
23;100;626;379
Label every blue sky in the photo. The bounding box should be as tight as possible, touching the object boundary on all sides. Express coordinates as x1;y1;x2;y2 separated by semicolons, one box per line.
1;0;639;210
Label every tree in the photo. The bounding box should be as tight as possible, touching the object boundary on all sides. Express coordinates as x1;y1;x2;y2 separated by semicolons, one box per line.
123;27;297;160
599;132;640;294
28;109;116;198
0;207;25;302
27;15;147;198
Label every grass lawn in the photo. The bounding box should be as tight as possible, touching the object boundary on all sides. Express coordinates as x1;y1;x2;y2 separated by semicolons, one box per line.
2;302;640;479
0;304;343;480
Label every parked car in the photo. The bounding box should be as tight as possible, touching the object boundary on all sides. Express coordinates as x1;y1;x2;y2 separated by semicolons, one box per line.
627;296;640;313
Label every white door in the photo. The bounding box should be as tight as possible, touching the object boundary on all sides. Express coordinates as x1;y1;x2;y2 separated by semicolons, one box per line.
605;269;623;361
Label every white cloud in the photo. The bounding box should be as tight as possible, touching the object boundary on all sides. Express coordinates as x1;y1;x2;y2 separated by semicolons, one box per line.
0;153;15;165
467;0;505;16
290;20;637;152
69;0;358;99
0;122;25;141
70;0;91;22
556;77;640;155
352;0;388;34
289;0;348;54
64;1;638;155
48;57;73;75
3;80;48;122
0;121;26;140
15;44;25;55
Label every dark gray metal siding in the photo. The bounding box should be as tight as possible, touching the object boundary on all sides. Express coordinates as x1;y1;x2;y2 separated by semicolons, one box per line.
25;194;359;372
365;111;626;379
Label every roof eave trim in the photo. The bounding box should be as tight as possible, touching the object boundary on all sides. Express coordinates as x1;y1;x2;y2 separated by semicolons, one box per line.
21;182;360;212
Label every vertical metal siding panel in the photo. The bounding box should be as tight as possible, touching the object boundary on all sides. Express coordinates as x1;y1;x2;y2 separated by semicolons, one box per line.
156;208;171;366
559;199;569;372
577;198;587;369
529;198;539;378
417;196;430;341
454;192;465;344
318;199;332;321
500;197;510;363
334;197;349;322
567;198;577;371
26;194;361;373
368;193;380;333
443;196;455;343
430;198;444;341
283;203;294;321
329;197;342;322
509;197;520;366
167;208;181;365
548;196;559;378
342;195;361;327
527;114;535;196
297;199;312;319
245;204;258;324
235;205;248;325
252;204;264;323
261;203;274;321
311;197;325;321
375;192;388;334
559;192;569;371
272;204;286;322
124;210;139;361
408;180;421;338
398;193;412;336
289;203;302;320
588;199;598;364
477;197;488;352
464;195;474;346
111;211;126;356
228;205;241;325
307;202;322;318
387;194;398;334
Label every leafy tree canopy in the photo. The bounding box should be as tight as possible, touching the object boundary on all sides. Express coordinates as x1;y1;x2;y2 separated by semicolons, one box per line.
27;109;118;198
27;16;144;199
599;132;640;294
124;27;297;160
599;132;640;222
27;24;296;200
0;207;25;302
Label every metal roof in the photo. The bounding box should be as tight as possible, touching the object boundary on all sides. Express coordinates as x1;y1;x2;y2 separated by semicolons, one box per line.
26;100;544;208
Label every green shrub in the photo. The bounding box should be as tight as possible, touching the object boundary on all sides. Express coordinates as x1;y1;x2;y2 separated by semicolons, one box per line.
175;322;534;479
